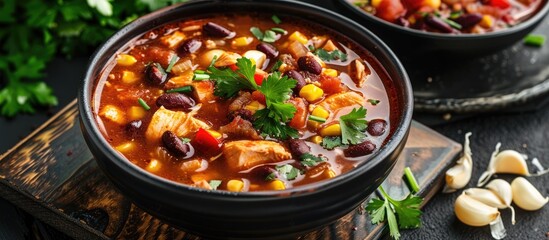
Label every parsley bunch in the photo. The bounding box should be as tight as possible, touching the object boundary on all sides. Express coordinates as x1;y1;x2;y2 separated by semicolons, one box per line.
0;0;186;117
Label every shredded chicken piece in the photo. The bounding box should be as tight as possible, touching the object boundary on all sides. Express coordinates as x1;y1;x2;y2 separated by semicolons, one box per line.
223;140;291;171
145;106;209;142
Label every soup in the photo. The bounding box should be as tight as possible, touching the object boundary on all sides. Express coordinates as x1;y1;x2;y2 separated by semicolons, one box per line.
350;0;543;34
94;14;398;192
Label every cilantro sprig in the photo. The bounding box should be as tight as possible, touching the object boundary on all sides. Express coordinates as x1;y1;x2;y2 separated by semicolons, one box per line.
340;107;368;145
321;136;343;150
366;168;423;239
300;153;326;167
315;49;348;62
208;57;297;139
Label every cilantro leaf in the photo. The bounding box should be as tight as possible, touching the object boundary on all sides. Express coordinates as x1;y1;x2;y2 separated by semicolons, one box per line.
340;107;368;145
209;180;222;190
253;109;298;140
321;136;343;150
365;185;423;240
367;99;380;105
314;49;348;62
208;57;257;98
300;153;326;167
250;27;278;43
275;164;299;180
269;60;283;72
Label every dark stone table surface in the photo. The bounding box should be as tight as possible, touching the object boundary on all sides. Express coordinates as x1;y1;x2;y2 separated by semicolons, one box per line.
1;0;548;239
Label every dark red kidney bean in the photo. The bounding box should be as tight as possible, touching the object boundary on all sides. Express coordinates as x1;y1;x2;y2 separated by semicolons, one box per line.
256;43;279;58
253;165;279;179
178;38;202;55
145;64;167;85
284;70;306;94
203;22;234;38
395;17;410;27
454;14;483;28
125;120;142;139
424;15;454;33
344;140;376;158
367;119;387;136
156;93;195;110
298;56;322;75
287;139;311;159
162;131;193;158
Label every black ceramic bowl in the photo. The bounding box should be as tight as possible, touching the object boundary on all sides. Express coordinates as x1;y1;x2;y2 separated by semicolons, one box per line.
78;0;413;239
337;0;549;56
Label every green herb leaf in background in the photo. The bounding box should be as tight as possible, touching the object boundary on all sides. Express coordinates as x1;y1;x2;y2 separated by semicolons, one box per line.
0;0;187;117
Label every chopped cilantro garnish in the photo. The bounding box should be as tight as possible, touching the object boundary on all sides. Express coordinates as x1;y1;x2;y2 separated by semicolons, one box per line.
270;27;287;34
276;164;299;180
340;107;367;145
300;153;326;167
265;172;277;181
449;10;463;19
315;49;348;62
250;27;277;43
309;115;326;123
308;45;315;51
270;60;283;72
366;172;423;240
321;136;343;150
209;180;222;190
180;137;191;143
254;109;298;139
443;18;462;30
153;62;166;75
367;99;380;105
272;14;282;24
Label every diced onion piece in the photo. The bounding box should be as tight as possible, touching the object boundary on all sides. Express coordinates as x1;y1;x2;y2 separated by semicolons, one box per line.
100;105;126;124
199;49;225;67
243;50;267;69
288;40;309;58
170;59;194;75
160;31;186;48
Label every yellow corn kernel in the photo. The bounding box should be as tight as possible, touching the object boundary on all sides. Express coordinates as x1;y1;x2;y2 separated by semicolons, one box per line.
115;142;135;153
480;15;493;28
289;31;308;44
146;159;161;172
269;180;286;190
231;36;253;47
206;130;222;139
323;169;336;179
371;0;382;7
117;54;137;66
311;106;330;119
299;84;324;102
227;179;244;192
308;121;321;130
127;106;146;121
244;101;266;112
310;135;323;145
422;0;441;9
121;71;139;84
320;123;341;137
191;173;208;183
100;105;125;124
322;68;338;77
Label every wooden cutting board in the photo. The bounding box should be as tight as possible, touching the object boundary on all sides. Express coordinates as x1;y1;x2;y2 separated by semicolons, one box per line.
0;100;461;240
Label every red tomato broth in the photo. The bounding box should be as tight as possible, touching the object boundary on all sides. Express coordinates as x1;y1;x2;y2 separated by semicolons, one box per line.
93;13;401;192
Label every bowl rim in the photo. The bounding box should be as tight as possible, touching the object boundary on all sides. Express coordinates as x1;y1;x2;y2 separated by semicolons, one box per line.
337;0;549;39
78;0;414;198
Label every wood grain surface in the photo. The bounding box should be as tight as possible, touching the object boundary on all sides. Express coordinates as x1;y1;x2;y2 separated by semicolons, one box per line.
0;100;461;240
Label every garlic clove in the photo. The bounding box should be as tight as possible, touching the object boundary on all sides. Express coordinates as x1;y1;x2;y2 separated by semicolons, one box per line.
455;193;500;227
464;188;507;209
444;132;473;193
477;143;501;187
493;150;530;175
511;177;548;211
485;179;516;224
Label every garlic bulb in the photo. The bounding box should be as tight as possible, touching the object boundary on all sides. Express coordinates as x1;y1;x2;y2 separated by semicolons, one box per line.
443;132;473;193
477;144;549;187
485;179;515;224
454;193;500;227
511;177;548;211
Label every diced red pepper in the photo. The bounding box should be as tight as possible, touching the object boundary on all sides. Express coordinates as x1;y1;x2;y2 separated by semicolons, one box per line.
251;90;266;105
229;64;238;71
191;128;221;152
490;0;510;9
288;98;308;129
254;73;265;85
